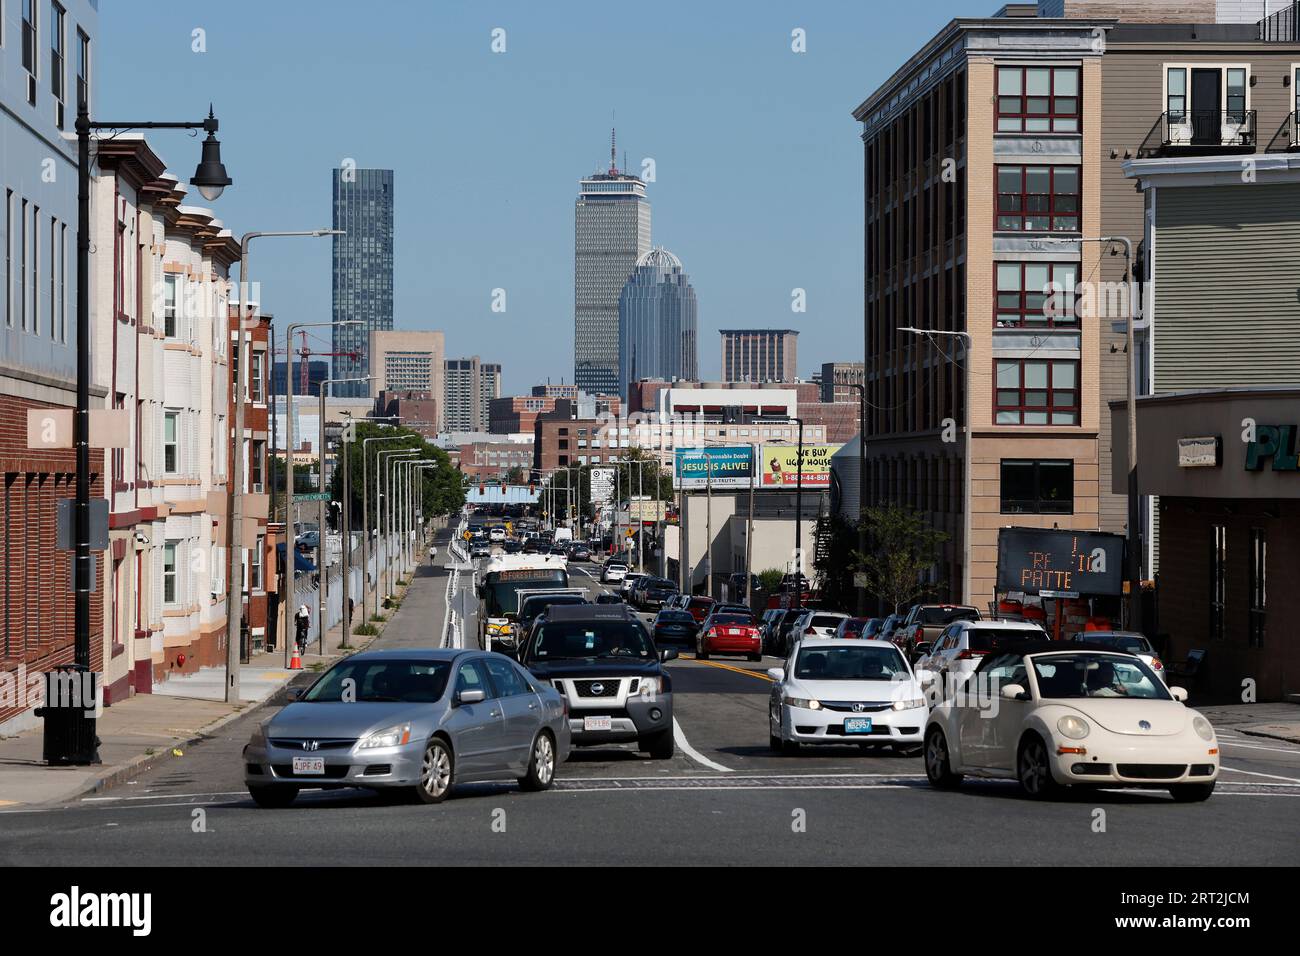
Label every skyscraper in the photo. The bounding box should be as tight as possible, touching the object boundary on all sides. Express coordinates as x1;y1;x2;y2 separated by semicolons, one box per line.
720;329;799;382
331;168;394;396
574;131;650;396
618;247;698;396
444;357;502;432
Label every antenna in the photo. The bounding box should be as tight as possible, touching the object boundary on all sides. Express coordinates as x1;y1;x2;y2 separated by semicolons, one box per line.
610;126;617;173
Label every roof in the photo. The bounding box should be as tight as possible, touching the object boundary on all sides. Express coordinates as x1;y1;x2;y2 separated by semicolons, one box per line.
794;637;899;650
959;620;1047;632
347;648;464;662
543;604;636;623
1013;641;1139;658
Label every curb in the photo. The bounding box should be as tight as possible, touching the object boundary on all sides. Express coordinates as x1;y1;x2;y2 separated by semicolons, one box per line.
1236;727;1300;746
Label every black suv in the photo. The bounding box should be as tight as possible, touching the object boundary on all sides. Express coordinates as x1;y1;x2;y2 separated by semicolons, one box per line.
518;604;677;759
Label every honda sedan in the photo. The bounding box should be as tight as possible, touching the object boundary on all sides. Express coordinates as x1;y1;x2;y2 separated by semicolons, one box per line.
243;649;570;807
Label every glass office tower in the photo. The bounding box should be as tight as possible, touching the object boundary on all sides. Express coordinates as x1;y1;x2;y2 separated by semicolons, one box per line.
331;168;394;396
617;247;698;395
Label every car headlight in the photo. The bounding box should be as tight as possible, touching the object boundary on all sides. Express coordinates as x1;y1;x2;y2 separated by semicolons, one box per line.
638;677;661;696
784;695;821;710
1057;715;1090;740
358;722;412;750
892;698;925;711
1193;716;1215;741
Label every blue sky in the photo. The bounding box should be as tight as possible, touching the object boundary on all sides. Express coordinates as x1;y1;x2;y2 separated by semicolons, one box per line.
100;0;974;393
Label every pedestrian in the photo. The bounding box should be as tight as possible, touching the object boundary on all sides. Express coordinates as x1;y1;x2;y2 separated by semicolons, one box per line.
428;543;438;563
294;604;311;652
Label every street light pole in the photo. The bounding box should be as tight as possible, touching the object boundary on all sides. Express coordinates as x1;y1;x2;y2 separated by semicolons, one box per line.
745;442;757;607
362;432;405;627
846;382;868;617
378;449;417;603
315;376;369;654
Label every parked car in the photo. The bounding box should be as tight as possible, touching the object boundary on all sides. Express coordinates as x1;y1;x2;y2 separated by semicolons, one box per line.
601;562;628;584
712;602;752;617
923;643;1218;801
296;530;320;550
834;617;874;640
897;604;983;659
860;617;885;639
620;571;647;596
879;614;907;645
595;591;625;605
914;620;1048;697
1072;630;1165;682
652;608;699;647
767;639;926;755
518;604;677;759
773;609;806;657
634;577;680;611
684;595;716;625
242;649;570;806
696;610;762;661
792;610;851;641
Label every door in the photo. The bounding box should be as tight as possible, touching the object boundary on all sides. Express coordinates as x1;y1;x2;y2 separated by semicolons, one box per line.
1190;69;1221;145
483;657;542;772
444;659;504;779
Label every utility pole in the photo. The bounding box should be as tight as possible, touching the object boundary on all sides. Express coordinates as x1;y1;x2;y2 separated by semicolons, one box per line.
745;442;756;607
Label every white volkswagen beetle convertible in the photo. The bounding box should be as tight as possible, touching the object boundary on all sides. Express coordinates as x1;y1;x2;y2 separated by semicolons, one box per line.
921;642;1219;802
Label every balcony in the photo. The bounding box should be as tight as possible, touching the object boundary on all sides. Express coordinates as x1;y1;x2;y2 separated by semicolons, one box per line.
1146;110;1257;157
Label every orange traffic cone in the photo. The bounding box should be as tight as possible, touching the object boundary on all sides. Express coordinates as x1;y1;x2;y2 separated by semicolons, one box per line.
289;644;303;670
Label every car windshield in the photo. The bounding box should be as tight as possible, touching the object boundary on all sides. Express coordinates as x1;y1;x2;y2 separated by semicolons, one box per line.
968;629;1042;651
811;615;844;628
1089;635;1153;655
484;570;569;617
794;645;909;681
1031;653;1170;700
303;659;451;703
521;595;585;618
919;607;980;625
528;621;655;661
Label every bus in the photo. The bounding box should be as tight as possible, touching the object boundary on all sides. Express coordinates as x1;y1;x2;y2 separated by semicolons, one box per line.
477;554;570;653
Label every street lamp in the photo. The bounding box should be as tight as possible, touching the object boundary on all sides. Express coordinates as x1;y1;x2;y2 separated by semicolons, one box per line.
843;382;868;617
225;229;341;701
398;458;437;575
55;102;233;763
279;320;362;667
899;327;971;607
362;431;407;626
378;448;418;603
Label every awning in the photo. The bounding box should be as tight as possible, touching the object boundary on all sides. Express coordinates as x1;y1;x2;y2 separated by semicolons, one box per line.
276;542;317;574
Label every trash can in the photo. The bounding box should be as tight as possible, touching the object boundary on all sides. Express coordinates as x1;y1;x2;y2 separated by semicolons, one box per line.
34;664;101;766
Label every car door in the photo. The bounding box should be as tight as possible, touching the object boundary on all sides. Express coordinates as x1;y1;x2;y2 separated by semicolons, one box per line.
483;656;541;773
985;654;1031;771
444;659;505;779
956;652;1020;769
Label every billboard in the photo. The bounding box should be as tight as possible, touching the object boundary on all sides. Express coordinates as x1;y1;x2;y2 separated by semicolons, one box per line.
996;527;1126;596
759;444;843;489
674;446;755;489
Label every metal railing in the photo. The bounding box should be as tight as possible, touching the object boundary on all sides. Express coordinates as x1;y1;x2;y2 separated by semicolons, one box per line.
1260;1;1299;41
1160;110;1256;151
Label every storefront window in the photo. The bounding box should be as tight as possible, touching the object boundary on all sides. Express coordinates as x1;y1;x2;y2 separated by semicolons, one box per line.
1210;524;1227;641
1248;528;1266;648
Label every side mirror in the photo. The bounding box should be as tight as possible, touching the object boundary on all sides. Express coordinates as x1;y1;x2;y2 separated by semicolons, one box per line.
457;688;486;706
659;648;678;663
1001;683;1027;700
1169;686;1188;703
914;643;932;657
766;667;785;682
285;686;302;700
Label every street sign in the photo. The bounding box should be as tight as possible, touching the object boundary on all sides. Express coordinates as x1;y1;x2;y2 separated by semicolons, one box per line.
56;499;109;551
590;468;615;504
996;528;1125;596
294;493;331;502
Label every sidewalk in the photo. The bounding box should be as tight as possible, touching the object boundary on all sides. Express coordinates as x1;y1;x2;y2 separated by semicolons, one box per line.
0;550;439;808
1198;702;1300;746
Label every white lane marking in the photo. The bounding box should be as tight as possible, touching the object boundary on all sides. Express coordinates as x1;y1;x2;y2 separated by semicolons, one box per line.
1219;765;1300;784
563;772;926;781
554;784;918;793
672;716;733;773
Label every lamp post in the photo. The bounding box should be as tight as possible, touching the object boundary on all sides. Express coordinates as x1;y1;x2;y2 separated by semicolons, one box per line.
378;448;417;603
225;230;341;701
279;319;362;667
787;418;805;612
899;327;972;607
362;431;405;627
58;102;231;763
314;376;369;654
844;381;868;617
1041;235;1141;628
399;458;437;576
745;442;757;607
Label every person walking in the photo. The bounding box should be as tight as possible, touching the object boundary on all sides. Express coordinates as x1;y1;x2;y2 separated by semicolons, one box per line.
428;543;438;564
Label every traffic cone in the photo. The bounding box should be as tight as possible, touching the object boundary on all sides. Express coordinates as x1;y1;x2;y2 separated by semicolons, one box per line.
289;644;302;670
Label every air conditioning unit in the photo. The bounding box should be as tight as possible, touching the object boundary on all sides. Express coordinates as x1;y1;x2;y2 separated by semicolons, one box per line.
252;483;264;494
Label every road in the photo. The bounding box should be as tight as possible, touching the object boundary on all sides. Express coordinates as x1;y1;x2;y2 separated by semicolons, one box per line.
3;531;1298;866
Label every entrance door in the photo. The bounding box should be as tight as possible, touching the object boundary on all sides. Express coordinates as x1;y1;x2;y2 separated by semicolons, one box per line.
1190;69;1221;146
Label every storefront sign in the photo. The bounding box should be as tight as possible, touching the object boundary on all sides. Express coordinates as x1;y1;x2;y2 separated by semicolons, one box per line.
996;527;1125;596
1178;436;1219;468
759;444;843;488
1245;425;1300;472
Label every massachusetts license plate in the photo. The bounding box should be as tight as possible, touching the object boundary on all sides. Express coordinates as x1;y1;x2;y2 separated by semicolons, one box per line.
583;716;613;732
292;757;325;775
844;718;873;735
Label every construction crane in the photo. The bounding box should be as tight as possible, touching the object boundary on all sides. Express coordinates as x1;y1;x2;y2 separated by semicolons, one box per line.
272;329;361;394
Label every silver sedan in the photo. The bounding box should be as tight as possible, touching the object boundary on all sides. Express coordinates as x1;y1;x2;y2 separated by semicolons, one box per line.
243;648;570;807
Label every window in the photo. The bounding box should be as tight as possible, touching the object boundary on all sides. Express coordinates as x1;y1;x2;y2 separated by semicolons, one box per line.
1210;525;1227;641
483;657;530;697
19;199;27;330
1166;67;1186;122
1226;68;1246;123
163;411;179;473
1248;528;1266;648
250;439;265;490
1000;460;1074;514
59;222;66;341
250;535;264;591
50;3;65;128
163;542;178;605
76;29;88;110
996;165;1079;232
996;66;1080;133
996;261;1078;328
250;350;265;403
162;274;178;337
48;214;56;335
995;359;1079;425
22;0;37;106
4;190;11;327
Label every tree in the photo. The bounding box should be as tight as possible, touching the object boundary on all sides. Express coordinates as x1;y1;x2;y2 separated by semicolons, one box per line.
757;568;785;593
330;423;465;529
854;503;949;614
505;465;528;486
813;516;860;611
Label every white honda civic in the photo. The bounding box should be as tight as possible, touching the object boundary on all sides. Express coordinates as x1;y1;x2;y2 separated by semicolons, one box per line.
922;644;1219;801
768;638;928;754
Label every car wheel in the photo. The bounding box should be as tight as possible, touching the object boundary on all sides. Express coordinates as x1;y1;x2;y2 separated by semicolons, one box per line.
641;728;675;760
248;785;298;808
780;737;801;756
696;639;709;660
1016;735;1061;800
518;731;556;792
1169;782;1215;803
748;653;762;662
923;728;962;789
415;737;455;804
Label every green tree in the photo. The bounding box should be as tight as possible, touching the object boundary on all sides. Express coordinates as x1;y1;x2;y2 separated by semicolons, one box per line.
757;568;785;593
854;503;949;614
330;423;465;530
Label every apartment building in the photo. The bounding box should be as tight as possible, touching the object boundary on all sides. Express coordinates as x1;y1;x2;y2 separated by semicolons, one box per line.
819;362;866;404
369;330;445;428
443;356;501;432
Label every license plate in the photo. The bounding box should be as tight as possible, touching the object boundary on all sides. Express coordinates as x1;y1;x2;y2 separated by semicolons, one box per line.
292;757;325;775
583;716;613;732
844;718;873;735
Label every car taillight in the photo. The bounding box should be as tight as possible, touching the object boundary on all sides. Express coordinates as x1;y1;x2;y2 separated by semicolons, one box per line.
956;649;987;660
1151;657;1163;670
805;627;817;635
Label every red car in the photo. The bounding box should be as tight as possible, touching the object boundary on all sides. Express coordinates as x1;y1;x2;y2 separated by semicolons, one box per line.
696;612;762;662
686;596;716;624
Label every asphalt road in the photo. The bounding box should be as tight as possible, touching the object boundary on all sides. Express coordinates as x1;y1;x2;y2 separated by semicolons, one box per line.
4;537;1299;866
